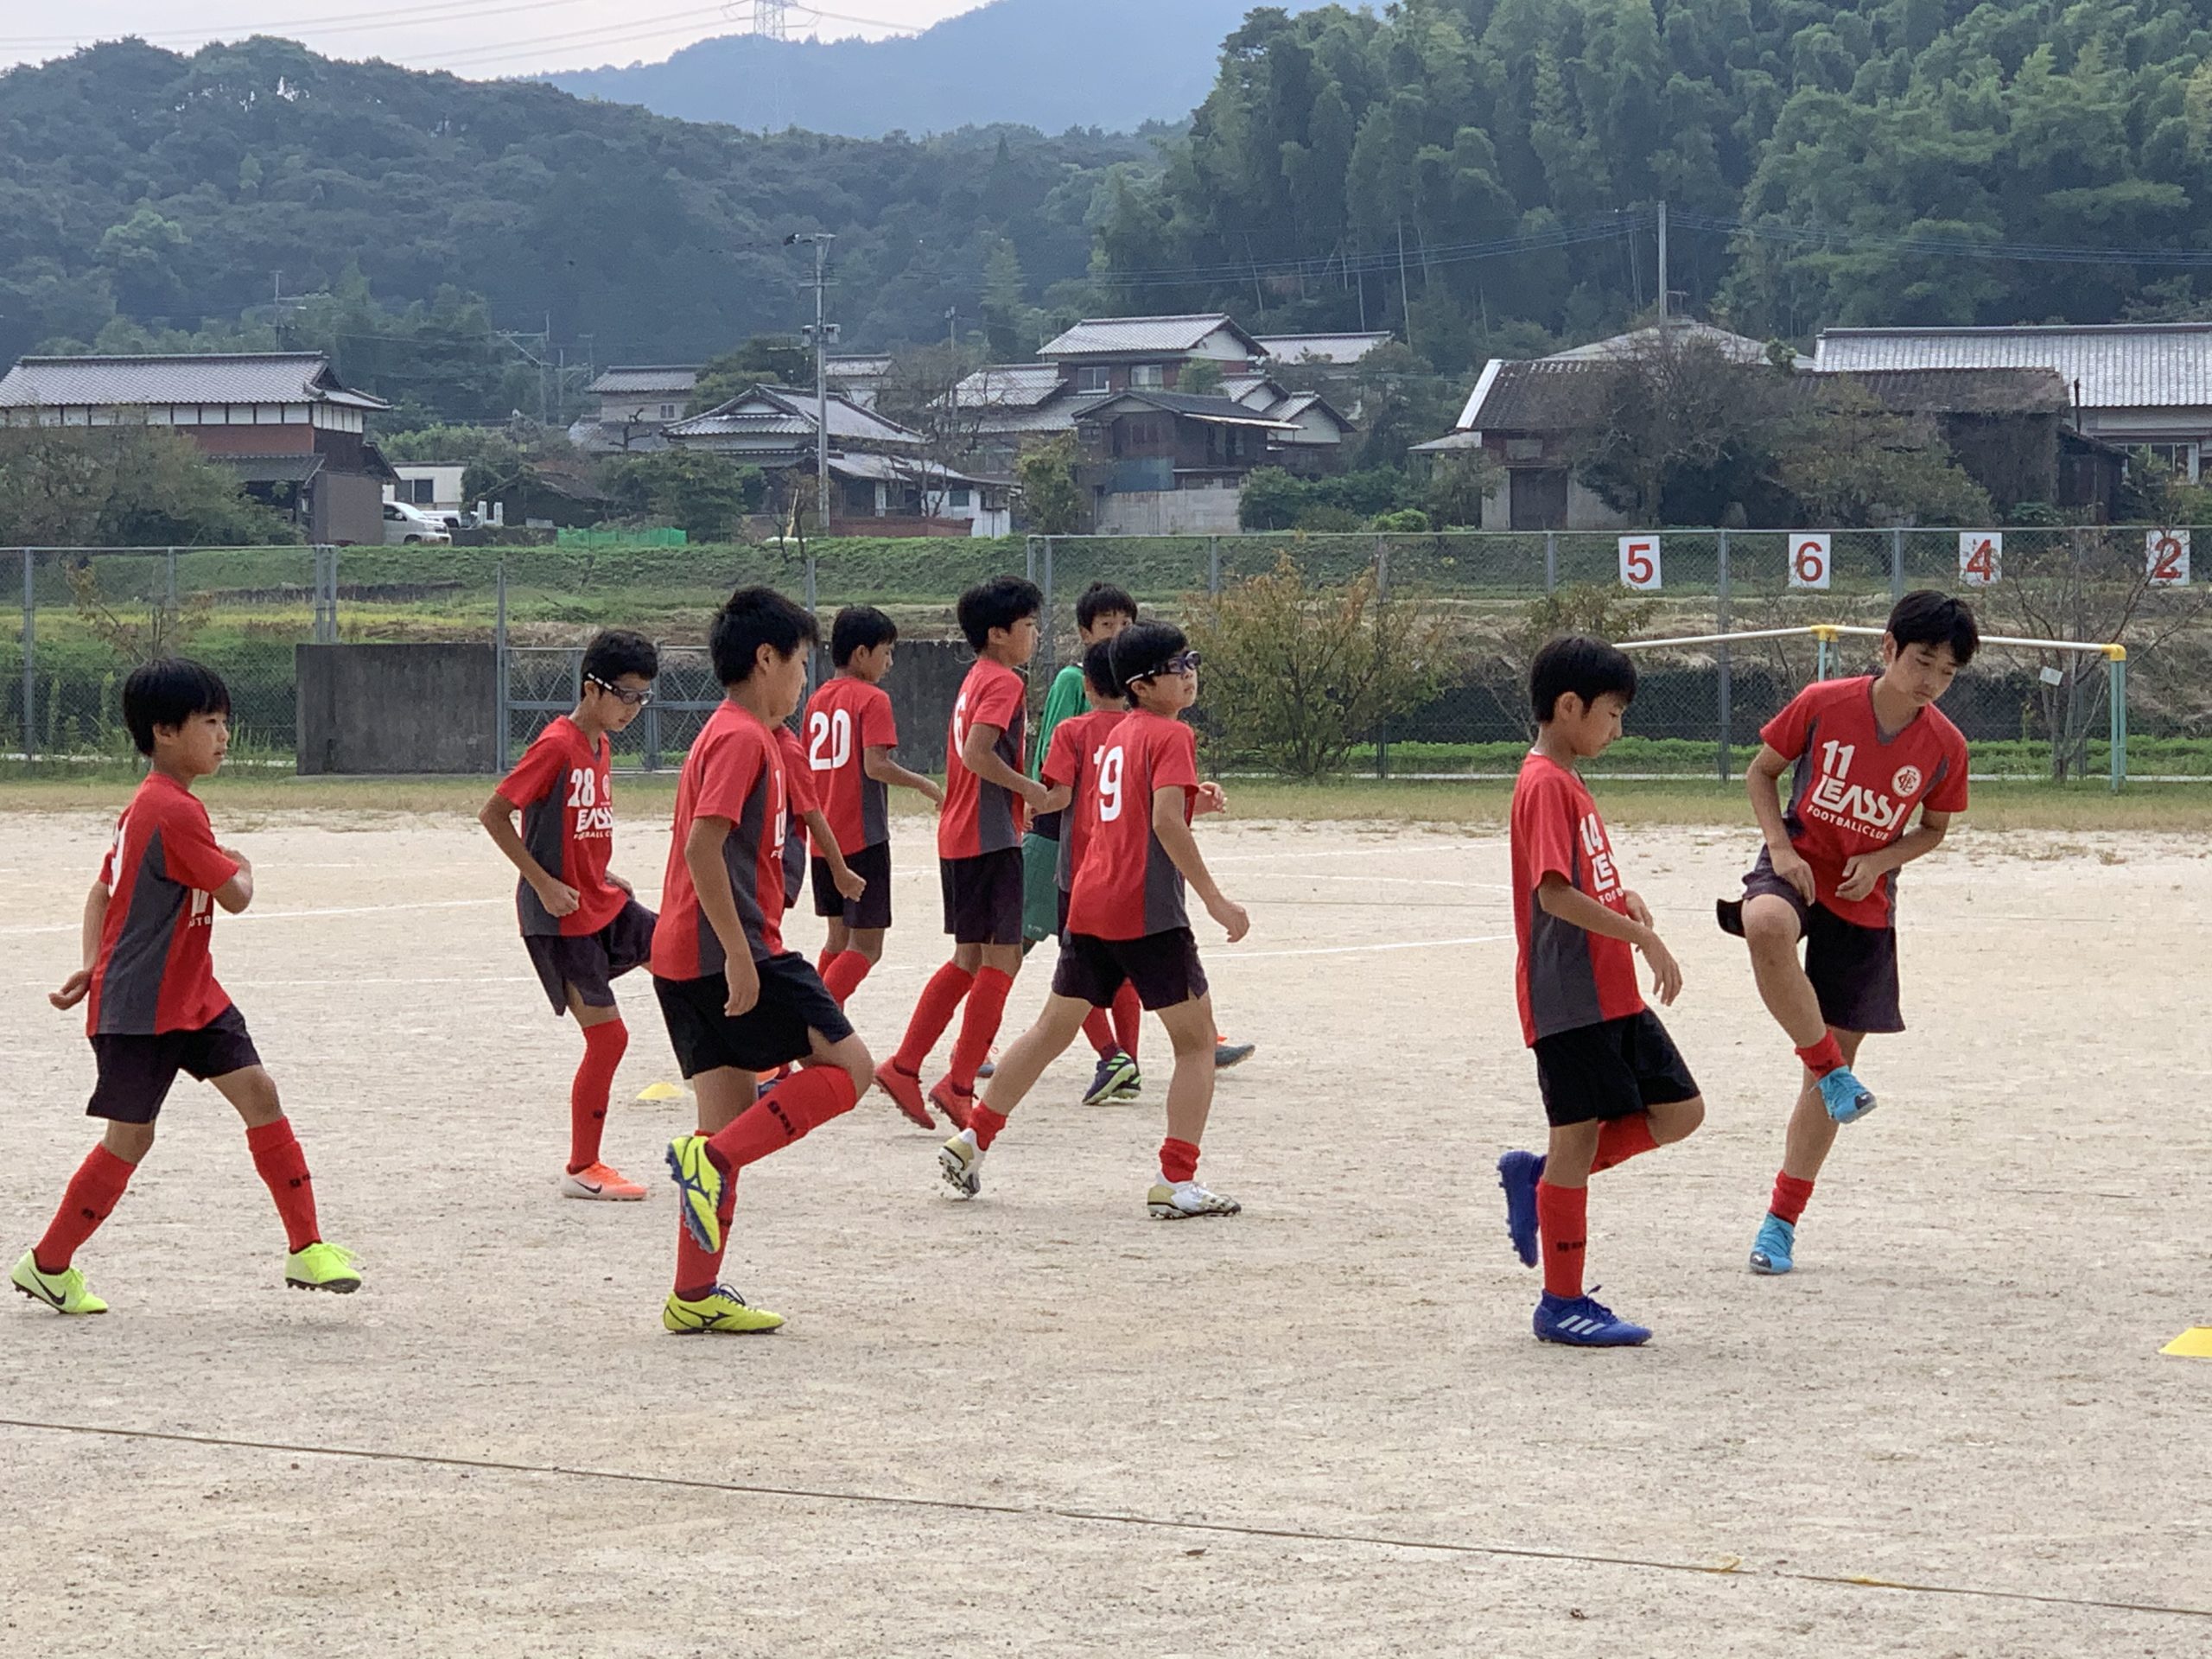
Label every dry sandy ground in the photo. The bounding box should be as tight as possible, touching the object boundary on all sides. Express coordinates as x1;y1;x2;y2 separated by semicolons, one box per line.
0;808;2207;1658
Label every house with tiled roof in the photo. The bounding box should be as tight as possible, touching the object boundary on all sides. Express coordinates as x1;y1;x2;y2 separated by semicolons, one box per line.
1039;314;1267;397
1072;388;1300;534
0;351;396;543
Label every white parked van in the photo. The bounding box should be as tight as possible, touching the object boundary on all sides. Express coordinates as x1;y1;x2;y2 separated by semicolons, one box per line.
383;499;452;544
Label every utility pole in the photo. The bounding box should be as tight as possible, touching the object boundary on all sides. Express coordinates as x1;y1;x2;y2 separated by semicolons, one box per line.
1656;199;1669;325
946;305;958;352
787;232;836;537
1395;219;1415;356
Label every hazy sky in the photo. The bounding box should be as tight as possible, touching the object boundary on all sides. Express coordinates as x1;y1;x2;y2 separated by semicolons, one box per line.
0;1;982;78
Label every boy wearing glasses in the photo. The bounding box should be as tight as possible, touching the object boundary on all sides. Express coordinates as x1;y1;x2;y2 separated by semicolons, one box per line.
937;622;1250;1218
480;628;662;1201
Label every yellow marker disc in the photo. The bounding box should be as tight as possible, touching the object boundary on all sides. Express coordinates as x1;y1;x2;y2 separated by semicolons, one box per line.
2159;1327;2212;1358
635;1081;690;1103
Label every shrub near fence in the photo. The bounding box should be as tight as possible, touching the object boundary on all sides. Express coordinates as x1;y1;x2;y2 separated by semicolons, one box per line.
9;529;2212;781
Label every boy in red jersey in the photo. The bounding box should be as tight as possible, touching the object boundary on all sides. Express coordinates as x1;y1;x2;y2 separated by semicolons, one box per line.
773;719;862;924
1039;640;1148;1104
937;622;1249;1217
480;628;660;1201
653;588;873;1335
1721;591;1975;1277
874;575;1050;1130
1494;637;1704;1348
803;606;943;1023
14;659;359;1317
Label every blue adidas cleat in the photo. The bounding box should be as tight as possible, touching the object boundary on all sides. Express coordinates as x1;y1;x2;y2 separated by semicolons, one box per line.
1534;1289;1650;1347
1496;1150;1545;1268
1749;1214;1796;1275
1815;1065;1876;1124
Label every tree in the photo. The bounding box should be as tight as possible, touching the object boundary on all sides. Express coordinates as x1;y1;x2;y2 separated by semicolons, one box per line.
1424;450;1501;528
1571;332;1792;524
1769;379;1991;527
602;450;764;540
1188;554;1454;778
1180;358;1227;396
1237;466;1307;531
693;336;817;412
1465;584;1661;743
0;425;298;546
1015;435;1083;535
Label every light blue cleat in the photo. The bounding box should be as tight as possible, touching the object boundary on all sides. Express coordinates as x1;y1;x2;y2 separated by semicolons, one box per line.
1749;1214;1796;1275
1815;1065;1876;1124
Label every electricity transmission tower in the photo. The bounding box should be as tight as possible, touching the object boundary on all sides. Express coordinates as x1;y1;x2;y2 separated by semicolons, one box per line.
747;0;792;38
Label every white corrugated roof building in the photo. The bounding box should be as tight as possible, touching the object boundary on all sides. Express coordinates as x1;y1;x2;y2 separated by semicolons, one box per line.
587;365;698;397
1814;324;2212;409
1256;332;1395;365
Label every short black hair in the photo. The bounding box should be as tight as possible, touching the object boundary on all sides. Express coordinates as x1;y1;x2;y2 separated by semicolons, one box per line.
709;586;819;687
1076;581;1137;632
830;604;898;666
123;658;231;756
956;574;1043;652
582;628;659;686
1887;589;1979;665
1108;620;1189;706
1081;638;1120;699
1529;635;1637;724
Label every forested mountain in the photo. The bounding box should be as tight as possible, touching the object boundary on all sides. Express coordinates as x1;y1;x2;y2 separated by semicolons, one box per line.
1101;0;2212;364
547;0;1317;138
0;37;1150;395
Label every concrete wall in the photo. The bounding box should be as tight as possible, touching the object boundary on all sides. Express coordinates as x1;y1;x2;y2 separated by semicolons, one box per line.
811;639;979;773
297;645;499;774
315;471;386;546
1096;485;1245;535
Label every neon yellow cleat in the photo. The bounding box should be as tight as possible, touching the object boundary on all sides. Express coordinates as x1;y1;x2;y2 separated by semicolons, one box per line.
285;1242;362;1294
665;1135;727;1254
662;1285;785;1335
11;1249;107;1315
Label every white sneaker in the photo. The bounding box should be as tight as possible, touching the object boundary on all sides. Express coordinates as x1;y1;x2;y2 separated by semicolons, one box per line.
938;1128;984;1200
1147;1179;1241;1220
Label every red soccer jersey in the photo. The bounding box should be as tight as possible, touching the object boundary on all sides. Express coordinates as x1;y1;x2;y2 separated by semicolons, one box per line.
1042;707;1124;893
803;676;898;855
1065;710;1201;940
495;715;626;938
651;702;790;979
1510;749;1644;1046
938;657;1028;859
777;723;817;896
86;771;241;1036
1759;676;1970;929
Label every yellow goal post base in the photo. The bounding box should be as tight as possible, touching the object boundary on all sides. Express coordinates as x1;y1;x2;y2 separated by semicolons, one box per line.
1618;624;2129;792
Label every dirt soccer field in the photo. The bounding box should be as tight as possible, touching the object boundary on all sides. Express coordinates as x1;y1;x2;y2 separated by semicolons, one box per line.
0;805;2205;1657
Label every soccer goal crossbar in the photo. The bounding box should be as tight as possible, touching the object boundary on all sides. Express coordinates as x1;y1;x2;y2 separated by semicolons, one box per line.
1618;624;2130;792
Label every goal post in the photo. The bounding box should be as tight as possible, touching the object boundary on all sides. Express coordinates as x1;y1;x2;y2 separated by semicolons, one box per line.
1617;624;2129;792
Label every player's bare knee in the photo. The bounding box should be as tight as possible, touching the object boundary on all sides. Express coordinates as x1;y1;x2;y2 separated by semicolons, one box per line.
1741;899;1801;953
1653;1095;1706;1142
816;1031;872;1095
103;1121;156;1162
219;1065;283;1125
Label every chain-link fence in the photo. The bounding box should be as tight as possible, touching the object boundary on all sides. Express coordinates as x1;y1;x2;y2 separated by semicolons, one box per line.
10;529;2209;784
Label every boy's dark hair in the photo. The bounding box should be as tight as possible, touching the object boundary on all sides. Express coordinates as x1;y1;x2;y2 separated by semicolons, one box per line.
1886;589;1979;665
1108;620;1189;706
1529;635;1637;723
1081;639;1120;700
956;574;1044;652
582;628;660;686
830;604;898;666
709;586;820;687
1076;581;1137;632
123;658;231;756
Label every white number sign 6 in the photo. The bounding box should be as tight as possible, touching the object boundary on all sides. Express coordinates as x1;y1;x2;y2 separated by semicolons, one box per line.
1618;536;1661;591
1789;532;1831;591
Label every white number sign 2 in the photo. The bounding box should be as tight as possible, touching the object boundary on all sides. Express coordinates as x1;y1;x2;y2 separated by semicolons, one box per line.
2146;528;2190;587
1618;535;1661;591
1789;532;1831;591
1960;531;2000;587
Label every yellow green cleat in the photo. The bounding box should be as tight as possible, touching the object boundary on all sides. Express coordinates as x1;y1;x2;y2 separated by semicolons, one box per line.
284;1242;362;1294
662;1285;784;1335
665;1135;727;1253
11;1249;107;1315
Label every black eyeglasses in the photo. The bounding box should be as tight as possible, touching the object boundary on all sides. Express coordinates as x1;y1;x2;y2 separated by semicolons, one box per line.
1132;650;1202;682
586;674;653;707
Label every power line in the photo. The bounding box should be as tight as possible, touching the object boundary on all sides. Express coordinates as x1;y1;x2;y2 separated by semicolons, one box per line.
1099;214;1652;289
1674;210;2212;270
0;0;599;48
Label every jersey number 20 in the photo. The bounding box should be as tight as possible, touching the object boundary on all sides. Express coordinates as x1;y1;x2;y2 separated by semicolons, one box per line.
809;708;853;771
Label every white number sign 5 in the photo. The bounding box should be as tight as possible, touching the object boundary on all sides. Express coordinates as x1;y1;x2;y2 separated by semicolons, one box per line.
1618;536;1661;591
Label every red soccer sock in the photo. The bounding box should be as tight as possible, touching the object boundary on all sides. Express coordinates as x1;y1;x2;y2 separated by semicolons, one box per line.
1159;1136;1200;1185
1112;983;1141;1062
1591;1114;1659;1173
969;1103;1009;1151
1081;1007;1117;1058
569;1019;627;1173
1535;1179;1588;1300
705;1067;860;1174
817;945;836;978
1770;1171;1815;1225
893;962;976;1073
821;950;872;1008
674;1175;739;1300
946;966;1014;1092
1796;1033;1846;1077
34;1146;136;1274
246;1117;321;1254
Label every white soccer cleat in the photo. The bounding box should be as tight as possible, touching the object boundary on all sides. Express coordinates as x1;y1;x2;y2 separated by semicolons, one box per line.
938;1128;984;1201
1147;1179;1241;1220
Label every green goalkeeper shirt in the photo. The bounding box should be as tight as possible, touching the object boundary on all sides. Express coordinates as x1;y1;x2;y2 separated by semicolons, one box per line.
1028;663;1090;781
